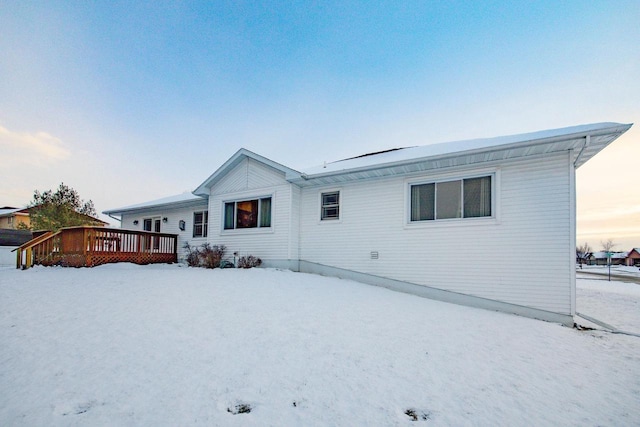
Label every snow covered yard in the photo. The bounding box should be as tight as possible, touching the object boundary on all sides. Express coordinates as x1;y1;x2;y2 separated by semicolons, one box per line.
1;265;639;426
575;276;640;334
578;264;640;279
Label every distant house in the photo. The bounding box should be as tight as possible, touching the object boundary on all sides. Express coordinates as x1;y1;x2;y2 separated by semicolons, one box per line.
105;122;632;325
587;251;628;266
0;205;108;230
0;207;30;230
625;248;640;267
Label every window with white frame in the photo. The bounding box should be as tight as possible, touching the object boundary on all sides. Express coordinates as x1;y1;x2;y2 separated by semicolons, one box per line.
321;191;340;220
410;175;492;222
224;197;271;230
193;211;209;237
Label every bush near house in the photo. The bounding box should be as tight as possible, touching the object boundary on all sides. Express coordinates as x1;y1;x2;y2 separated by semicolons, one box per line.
183;243;226;268
237;255;262;269
183;243;263;269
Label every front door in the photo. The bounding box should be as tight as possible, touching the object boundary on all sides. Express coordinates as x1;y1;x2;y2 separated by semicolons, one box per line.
142;218;161;232
153;219;161;250
143;218;161;251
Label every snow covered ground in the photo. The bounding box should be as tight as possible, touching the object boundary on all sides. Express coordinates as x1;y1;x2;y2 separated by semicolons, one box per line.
1;264;639;426
578;264;640;279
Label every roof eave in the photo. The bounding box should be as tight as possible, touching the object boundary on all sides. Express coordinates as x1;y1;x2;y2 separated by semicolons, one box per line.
291;123;632;185
103;197;208;217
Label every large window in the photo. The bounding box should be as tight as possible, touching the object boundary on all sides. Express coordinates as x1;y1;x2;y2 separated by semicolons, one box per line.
411;176;491;222
321;191;340;220
193;211;208;237
224;197;272;230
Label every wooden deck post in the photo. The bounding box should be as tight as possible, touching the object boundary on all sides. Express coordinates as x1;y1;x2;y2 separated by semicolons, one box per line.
174;235;178;262
83;227;89;266
25;247;32;269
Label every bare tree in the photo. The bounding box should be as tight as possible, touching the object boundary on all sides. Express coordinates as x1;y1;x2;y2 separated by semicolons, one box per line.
600;239;617;280
576;242;591;268
601;239;616;253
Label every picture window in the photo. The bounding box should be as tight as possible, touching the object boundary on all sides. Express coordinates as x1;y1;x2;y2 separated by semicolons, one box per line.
410;176;491;222
224;197;272;230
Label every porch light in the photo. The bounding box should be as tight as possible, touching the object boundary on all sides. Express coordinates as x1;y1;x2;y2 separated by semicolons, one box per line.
179;220;186;231
133;220;139;225
163;217;168;223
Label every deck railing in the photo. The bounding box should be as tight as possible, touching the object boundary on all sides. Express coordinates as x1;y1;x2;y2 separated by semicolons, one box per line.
16;226;178;269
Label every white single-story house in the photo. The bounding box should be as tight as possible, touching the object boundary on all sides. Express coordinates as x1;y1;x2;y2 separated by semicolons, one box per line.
104;122;632;325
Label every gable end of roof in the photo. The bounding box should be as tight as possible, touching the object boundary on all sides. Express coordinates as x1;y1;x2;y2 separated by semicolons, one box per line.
193;148;302;196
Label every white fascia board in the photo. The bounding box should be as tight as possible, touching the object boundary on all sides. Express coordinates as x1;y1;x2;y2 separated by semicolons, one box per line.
103;195;207;216
293;122;632;184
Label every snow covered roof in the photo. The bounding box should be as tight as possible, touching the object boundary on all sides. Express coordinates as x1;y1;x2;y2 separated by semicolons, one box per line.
103;193;207;216
105;122;632;212
0;207;28;217
591;251;629;259
292;122;632;187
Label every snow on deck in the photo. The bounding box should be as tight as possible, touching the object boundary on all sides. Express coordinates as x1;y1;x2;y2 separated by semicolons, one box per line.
0;265;638;425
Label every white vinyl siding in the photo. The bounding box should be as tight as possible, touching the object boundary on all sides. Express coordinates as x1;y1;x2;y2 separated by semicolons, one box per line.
214;157;288;194
121;202;209;261
207;159;297;265
299;152;572;314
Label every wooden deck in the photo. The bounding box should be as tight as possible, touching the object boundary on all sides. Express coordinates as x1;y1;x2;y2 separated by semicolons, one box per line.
16;226;178;269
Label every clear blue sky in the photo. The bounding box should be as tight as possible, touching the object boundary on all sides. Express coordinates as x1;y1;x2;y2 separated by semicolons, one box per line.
1;1;638;249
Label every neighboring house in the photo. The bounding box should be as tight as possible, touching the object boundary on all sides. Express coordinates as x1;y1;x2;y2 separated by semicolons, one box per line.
625;248;640;266
588;251;628;266
104;122;632;325
0;207;30;230
0;206;108;230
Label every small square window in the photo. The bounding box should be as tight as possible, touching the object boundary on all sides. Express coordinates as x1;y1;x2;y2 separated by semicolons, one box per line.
321;191;340;220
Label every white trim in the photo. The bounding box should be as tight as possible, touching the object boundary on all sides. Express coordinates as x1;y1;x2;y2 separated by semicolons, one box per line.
194;148;302;196
317;187;343;224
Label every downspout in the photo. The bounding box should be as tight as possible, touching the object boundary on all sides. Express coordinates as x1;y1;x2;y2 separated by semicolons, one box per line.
107;213;122;223
571;135;590;314
573;135;590;167
569;150;577;316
